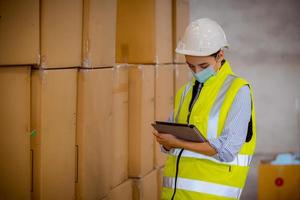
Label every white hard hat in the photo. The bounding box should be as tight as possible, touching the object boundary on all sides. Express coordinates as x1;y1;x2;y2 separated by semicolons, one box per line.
176;18;229;56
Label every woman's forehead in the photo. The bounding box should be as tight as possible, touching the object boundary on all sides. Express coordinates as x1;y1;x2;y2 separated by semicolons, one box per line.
185;55;213;65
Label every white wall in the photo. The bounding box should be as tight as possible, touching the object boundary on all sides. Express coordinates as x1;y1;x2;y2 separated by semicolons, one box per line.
190;0;300;153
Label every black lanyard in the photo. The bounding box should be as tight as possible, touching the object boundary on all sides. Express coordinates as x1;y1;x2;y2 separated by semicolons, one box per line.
171;80;203;200
187;81;202;123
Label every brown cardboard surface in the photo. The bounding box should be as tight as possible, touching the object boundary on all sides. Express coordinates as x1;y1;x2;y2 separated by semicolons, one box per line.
174;64;192;95
133;170;158;200
76;67;113;200
154;65;174;168
82;0;116;68
172;0;189;63
155;0;173;64
31;68;77;200
111;65;129;187
40;0;82;68
0;67;31;200
116;0;172;64
0;0;39;65
258;163;300;200
128;65;155;177
107;179;133;200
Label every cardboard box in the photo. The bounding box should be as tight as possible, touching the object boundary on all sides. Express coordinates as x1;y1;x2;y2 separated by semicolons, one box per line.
174;64;192;94
133;170;158;200
154;65;174;168
31;68;77;200
40;0;82;68
0;67;31;200
116;0;172;64
82;0;117;67
258;163;300;200
107;179;133;200
0;0;39;65
111;66;129;187
76;67;113;199
128;65;155;177
172;0;190;63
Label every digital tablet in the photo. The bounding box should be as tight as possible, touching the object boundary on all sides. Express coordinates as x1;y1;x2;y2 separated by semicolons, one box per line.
151;121;207;143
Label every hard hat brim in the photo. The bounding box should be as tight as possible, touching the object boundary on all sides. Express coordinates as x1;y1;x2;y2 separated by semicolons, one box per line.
175;46;229;57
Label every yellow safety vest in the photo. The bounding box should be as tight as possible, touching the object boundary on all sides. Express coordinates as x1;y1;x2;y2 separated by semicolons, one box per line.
161;60;256;200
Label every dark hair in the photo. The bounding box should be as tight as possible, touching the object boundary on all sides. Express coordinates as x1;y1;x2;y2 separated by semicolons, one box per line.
210;49;221;58
210;49;225;64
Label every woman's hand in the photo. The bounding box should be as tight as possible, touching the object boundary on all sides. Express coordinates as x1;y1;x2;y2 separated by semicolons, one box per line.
153;130;182;149
153;130;218;156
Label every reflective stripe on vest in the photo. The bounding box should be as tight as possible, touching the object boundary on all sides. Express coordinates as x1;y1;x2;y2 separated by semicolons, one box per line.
207;75;236;139
163;176;243;199
169;148;252;166
175;82;192;123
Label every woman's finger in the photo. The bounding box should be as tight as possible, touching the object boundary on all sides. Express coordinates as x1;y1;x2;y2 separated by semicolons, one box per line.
153;131;163;139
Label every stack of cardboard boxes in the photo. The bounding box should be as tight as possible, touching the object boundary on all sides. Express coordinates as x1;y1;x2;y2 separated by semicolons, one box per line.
172;0;192;93
0;0;35;198
113;0;191;199
0;0;190;199
31;0;82;199
1;0;81;199
76;0;118;199
115;0;170;198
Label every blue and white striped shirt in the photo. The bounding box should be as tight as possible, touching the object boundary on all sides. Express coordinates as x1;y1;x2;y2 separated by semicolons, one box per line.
208;85;251;162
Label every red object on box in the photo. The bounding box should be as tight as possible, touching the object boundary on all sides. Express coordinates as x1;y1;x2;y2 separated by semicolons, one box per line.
275;177;284;187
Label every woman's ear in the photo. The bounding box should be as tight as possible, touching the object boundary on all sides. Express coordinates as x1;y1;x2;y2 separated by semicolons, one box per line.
216;50;225;62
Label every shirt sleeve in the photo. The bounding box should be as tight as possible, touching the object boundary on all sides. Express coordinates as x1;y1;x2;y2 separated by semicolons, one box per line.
160;111;175;154
207;85;252;162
